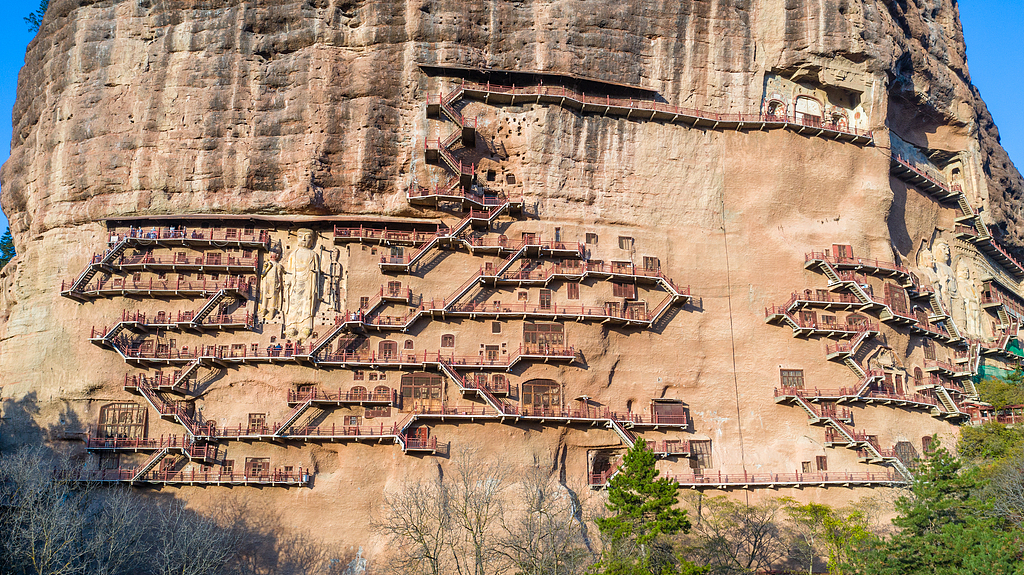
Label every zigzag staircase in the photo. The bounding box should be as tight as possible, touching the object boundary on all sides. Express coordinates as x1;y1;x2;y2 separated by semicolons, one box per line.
131;448;171;482
437;357;516;416
275;394;316;436
427;84;476;189
607;419;637;448
441;271;485;311
127;382;201;437
932;386;963;418
190;289;232;327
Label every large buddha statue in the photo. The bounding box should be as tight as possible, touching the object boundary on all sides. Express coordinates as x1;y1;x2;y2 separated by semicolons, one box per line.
284;229;320;340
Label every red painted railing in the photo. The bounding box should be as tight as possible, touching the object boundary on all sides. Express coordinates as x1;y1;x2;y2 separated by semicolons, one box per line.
333;225;448;244
110;309;254;327
805;251;909;276
125;371;193;393
62;276;256;298
458;80;874;140
110;226;271;246
924;359;957;374
661;469;907;486
114;253;258;269
73;467;307;484
890;154;961;195
775;385;939;408
116;341;310;362
286;388;396;404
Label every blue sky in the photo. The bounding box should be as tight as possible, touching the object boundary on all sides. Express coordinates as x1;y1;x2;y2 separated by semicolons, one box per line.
0;1;1020;231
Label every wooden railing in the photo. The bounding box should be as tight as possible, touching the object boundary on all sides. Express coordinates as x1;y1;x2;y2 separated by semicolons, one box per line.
114;253;258;269
73;467;307;485
125;371;193;393
890;154;960;194
661;469;907;486
110;226;271;245
286;388;396;404
62;276;256;298
805;251;909;276
333;225;448;244
456;80;874;140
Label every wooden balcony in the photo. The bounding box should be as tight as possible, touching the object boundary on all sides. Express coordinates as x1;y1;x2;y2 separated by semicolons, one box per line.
109;226;271;249
71;467;309;487
455;80;873;145
61;276;256;301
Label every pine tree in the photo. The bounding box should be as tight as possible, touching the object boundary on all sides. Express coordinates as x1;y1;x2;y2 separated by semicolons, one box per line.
594;438;697;575
25;0;49;33
857;448;1024;575
0;227;15;270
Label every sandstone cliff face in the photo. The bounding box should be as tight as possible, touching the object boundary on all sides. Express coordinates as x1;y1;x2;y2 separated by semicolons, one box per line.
1;0;1021;564
4;0;1019;241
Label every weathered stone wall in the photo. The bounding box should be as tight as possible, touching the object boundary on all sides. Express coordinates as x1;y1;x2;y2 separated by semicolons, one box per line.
1;0;1022;565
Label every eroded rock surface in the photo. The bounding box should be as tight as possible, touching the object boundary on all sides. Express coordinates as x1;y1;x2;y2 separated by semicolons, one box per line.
1;0;1022;563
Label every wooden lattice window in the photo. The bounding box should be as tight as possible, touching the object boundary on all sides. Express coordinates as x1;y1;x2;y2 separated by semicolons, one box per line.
780;369;804;388
247;413;266;434
441;334;455;348
815;456;828;471
379;340;397;359
831;244;854;259
885;283;909;315
401;373;443;402
567;283;580;300
922;435;935;454
351;386;368;399
923;340;936;360
798;311;816;327
404;339;414;350
612;282;636;300
524;323;564;352
539;290;552;309
642;256;660;271
365;407;391;419
652;401;686;425
626;301;647;320
96;403;147;439
244;457;269;477
492;321;502;333
353;370;364;381
894;441;918;465
617;236;633;250
585;233;598;245
388;281;403;297
373;385;390;398
522;379;561;409
485;346;500;362
690;440;712;469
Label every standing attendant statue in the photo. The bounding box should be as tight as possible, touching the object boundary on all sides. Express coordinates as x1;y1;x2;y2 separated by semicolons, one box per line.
258;250;284;322
284;229;320;340
956;259;982;337
933;240;957;314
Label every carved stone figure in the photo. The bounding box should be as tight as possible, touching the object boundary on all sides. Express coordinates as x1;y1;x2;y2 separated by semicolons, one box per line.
932;240;957;314
258;250;284;322
956;258;982;337
916;245;937;284
284;229;320;340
